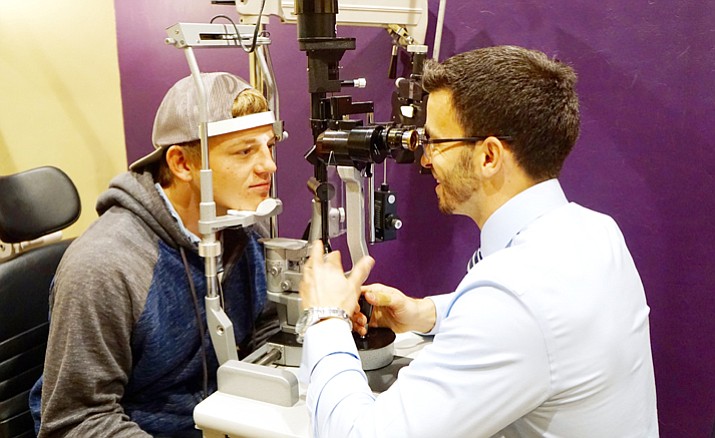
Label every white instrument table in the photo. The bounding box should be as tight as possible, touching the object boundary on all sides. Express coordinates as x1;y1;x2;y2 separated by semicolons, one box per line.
194;332;430;437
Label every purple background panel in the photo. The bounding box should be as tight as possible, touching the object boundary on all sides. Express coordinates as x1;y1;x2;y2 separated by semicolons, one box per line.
114;1;715;436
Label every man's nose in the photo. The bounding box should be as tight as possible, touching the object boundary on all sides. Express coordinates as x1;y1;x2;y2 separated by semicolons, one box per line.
256;144;277;174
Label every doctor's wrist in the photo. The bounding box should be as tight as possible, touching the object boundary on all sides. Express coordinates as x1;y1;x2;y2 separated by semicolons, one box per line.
413;298;437;334
295;307;352;343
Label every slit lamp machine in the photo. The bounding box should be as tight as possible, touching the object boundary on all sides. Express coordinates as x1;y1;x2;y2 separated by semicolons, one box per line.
161;0;445;436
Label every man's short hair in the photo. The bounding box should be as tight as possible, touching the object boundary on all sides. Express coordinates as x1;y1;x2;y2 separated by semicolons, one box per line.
422;45;580;180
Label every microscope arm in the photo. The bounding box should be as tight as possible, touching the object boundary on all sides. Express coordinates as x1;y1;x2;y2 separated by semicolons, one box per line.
337;166;369;265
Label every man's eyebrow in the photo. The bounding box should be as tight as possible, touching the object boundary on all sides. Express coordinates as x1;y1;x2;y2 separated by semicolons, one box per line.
230;138;259;147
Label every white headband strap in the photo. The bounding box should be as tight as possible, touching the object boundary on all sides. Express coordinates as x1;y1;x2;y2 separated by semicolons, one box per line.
207;111;276;137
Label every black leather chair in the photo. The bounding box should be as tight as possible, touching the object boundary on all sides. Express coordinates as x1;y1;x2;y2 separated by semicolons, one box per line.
0;167;80;438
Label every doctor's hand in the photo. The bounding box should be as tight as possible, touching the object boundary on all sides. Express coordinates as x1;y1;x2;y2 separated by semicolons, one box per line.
358;284;437;334
299;240;375;316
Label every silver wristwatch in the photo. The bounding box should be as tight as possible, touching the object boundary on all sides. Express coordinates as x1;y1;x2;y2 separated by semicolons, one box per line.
295;307;352;343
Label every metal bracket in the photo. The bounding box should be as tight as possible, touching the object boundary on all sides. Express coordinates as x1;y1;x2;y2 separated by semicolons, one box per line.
164;22;270;49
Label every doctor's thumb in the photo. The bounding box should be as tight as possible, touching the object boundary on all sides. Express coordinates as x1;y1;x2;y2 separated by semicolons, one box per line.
365;290;392;307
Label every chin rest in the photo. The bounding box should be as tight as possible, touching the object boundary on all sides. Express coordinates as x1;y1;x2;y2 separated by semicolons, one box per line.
0;166;80;438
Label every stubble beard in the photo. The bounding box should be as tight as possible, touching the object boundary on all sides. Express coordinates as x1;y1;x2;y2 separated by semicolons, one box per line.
437;150;478;214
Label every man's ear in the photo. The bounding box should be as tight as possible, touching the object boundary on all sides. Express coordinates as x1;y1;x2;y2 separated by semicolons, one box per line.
164;145;195;182
478;136;506;178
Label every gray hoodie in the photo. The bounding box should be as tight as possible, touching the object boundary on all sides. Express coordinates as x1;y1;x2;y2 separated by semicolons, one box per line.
30;170;275;437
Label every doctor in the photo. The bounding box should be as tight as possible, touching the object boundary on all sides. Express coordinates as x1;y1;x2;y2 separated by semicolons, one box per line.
298;45;659;437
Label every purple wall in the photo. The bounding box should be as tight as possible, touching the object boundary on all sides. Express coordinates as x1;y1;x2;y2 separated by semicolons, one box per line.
115;1;714;436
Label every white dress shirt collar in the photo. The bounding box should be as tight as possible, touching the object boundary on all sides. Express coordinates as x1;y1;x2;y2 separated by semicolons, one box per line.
479;179;568;259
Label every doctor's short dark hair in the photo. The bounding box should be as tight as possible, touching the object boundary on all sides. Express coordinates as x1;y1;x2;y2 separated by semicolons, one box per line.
156;87;269;186
422;45;580;181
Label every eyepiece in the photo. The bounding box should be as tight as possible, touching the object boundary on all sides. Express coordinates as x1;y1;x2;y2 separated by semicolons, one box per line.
386;127;418;152
315;125;419;167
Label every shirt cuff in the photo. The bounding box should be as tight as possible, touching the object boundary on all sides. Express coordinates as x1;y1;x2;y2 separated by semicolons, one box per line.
421;294;452;336
299;318;360;382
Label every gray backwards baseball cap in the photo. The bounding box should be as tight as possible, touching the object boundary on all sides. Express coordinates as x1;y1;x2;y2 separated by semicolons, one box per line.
129;72;274;171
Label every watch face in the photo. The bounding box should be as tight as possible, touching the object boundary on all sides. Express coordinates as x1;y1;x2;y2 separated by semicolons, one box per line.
296;311;310;334
295;309;317;343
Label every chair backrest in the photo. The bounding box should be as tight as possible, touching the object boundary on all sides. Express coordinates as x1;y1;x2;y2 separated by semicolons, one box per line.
0;167;80;438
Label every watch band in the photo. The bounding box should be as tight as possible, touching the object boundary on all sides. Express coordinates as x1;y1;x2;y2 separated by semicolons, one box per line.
295;307;352;343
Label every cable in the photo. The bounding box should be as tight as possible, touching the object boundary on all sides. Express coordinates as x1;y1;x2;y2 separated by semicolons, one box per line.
433;0;447;60
180;247;209;399
210;0;266;54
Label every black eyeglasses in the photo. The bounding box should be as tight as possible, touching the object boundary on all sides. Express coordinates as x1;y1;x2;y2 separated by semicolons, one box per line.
418;129;513;160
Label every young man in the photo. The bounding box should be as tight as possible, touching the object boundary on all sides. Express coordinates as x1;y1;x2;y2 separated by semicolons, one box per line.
30;72;279;437
298;46;659;437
